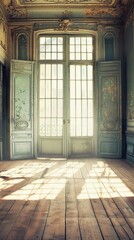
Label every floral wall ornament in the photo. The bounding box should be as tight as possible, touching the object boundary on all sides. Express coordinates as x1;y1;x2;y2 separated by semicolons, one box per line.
0;14;7;51
85;6;127;18
127;91;134;120
101;77;118;130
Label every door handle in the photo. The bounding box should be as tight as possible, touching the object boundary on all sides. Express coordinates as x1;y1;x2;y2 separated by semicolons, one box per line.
63;119;70;124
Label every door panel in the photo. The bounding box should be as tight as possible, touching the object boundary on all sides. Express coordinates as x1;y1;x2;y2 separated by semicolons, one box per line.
38;63;63;157
69;64;94;157
98;61;122;158
10;60;34;159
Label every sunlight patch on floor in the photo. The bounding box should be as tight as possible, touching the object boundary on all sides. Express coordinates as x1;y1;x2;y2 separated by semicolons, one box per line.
1;160;134;200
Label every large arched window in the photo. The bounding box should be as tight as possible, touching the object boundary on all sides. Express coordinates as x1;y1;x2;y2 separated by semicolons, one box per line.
36;34;95;157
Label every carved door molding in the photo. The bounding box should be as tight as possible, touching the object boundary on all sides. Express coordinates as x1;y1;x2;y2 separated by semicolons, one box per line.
97;61;122;158
10;60;34;159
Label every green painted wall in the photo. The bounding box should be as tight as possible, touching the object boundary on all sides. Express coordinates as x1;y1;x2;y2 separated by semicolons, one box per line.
125;13;134;163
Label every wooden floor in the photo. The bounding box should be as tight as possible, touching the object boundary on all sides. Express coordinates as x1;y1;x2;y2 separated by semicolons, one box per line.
0;158;134;240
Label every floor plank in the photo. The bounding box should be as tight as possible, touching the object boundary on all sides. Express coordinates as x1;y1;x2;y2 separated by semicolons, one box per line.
0;158;134;240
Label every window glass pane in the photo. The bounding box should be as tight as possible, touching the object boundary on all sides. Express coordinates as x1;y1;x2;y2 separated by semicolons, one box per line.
40;53;45;60
52;99;57;117
40;118;45;136
87;53;93;60
40;65;45;79
46;80;51;98
40;37;45;44
70;66;75;80
58;53;63;60
58;119;62;136
58;99;63;117
70;37;75;44
76;45;80;52
82;118;87;136
52;45;56;51
52;118;56;136
88;81;93;98
46;118;51;136
52;65;57;79
46;53;51;59
88;65;93;79
46;45;51;52
70;45;75;52
40;81;45;98
82;45;86;52
70;118;75;136
76;100;81;118
88;45;93;52
58;37;63;44
76;81;81;98
58;80;63;98
58;65;63;79
82;66;87;80
40;45;45;52
82;81;87;98
70;53;75;60
52;37;56;44
76;118;81;136
82;53;86;60
70;100;75;118
52;80;56;98
46;99;51;117
52;53;56;59
40;100;45;117
46;64;51;79
82;100;87;117
39;36;63;60
87;37;92;44
76;37;80;44
76;53;80;60
81;37;86;44
76;66;81;80
70;81;75;98
88;118;93;136
88;100;93;117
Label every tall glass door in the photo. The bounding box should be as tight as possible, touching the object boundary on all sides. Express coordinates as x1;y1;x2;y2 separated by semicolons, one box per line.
37;35;94;157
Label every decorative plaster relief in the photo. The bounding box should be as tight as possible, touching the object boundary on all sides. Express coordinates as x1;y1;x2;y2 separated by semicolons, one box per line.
2;1;26;18
86;6;126;18
0;14;7;51
20;0;114;4
127;91;134;120
14;75;31;122
101;77;117;130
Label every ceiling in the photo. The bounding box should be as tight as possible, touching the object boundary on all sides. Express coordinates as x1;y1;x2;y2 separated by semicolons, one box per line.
0;0;132;21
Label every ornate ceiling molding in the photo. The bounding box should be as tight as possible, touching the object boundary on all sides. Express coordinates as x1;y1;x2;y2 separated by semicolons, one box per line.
19;0;116;5
0;0;132;19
